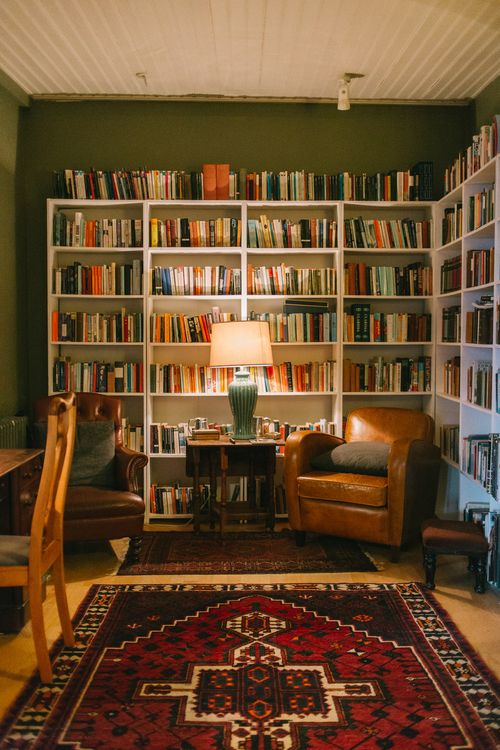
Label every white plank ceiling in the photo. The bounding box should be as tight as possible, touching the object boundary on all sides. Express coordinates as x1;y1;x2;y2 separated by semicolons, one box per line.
0;0;499;103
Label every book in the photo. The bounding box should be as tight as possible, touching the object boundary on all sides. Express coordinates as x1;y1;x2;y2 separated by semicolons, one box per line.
202;164;217;200
216;164;230;200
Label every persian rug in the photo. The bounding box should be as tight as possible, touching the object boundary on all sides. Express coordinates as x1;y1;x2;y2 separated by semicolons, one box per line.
1;583;498;749
116;529;379;574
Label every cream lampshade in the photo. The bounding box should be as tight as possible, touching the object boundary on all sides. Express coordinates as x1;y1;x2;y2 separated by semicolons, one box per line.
210;320;273;440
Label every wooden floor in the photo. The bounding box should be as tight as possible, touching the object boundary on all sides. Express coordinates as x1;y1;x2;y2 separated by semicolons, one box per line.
0;534;499;720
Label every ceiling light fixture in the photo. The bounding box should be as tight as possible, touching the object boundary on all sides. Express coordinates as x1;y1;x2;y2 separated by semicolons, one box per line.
337;72;365;111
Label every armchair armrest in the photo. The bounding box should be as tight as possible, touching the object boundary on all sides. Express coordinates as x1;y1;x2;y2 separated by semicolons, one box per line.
115;446;148;493
284;431;344;529
388;438;441;547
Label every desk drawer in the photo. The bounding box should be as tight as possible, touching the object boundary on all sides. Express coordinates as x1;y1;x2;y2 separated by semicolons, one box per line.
14;455;43;534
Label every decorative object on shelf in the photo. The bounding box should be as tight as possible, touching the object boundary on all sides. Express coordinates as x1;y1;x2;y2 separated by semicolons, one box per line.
210;320;273;440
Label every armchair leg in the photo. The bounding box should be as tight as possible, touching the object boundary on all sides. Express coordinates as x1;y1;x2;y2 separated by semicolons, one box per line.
389;546;400;563
126;536;142;563
295;531;306;547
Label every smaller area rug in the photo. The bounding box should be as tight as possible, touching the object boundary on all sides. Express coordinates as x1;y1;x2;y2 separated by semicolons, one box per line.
117;529;379;574
0;583;498;749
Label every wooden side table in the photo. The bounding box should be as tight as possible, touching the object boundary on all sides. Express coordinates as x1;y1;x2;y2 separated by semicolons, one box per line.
185;439;281;533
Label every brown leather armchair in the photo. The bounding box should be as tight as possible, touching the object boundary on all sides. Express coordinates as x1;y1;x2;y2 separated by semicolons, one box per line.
284;407;441;560
33;392;148;561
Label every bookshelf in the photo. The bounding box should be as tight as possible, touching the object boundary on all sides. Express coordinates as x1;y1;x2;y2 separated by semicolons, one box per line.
48;196;436;524
47;199;147;453
433;154;500;527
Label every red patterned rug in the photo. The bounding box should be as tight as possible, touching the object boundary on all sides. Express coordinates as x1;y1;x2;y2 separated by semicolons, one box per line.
117;530;379;574
1;583;498;749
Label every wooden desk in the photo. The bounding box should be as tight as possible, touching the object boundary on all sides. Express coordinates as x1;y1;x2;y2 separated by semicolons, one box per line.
0;448;44;632
185;439;281;533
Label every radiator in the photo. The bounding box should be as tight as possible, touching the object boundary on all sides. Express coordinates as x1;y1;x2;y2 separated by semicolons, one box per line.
0;416;29;448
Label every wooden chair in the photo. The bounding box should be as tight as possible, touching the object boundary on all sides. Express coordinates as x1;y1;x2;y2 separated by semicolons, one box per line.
0;392;76;683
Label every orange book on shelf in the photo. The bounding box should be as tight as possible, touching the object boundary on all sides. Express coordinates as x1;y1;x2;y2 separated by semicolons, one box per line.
202;164;217;200
216;164;230;200
51;311;59;342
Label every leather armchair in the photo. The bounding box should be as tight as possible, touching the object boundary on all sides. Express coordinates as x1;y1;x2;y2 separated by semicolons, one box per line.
33;392;148;561
284;407;441;560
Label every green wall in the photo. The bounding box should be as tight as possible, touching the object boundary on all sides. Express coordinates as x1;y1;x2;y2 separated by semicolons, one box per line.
474;76;500;131
18;99;473;403
0;86;25;416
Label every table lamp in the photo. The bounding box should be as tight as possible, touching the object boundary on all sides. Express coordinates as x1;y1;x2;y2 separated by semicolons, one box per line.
210;320;273;440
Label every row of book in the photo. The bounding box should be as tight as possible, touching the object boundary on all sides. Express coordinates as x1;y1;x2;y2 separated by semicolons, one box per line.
122;420;144;452
343;355;432;393
441;203;462;245
343;217;432;249
52;359;144;393
466;361;492;409
247;216;337;249
465;296;493;345
460;504;500;588
53;213;143;248
150;310;237;344
343;262;432;297
443;114;499;194
442;357;460;398
150;217;241;248
441;305;461;343
149;418;337;456
149;483;210;516
343;306;431;343
53;163;434;202
440;255;461;294
467;188;495;232
466;247;494;288
149;361;337;394
461;433;499;496
151;265;241;296
247;265;336;296
248;311;337;343
440;424;459;464
53;261;143;296
51;310;143;343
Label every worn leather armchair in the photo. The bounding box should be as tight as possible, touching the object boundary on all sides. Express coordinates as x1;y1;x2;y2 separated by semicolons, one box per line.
33;392;148;561
284;407;441;560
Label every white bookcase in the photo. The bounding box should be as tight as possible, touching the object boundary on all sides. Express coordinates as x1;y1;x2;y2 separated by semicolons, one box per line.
47;196;437;524
433;154;500;518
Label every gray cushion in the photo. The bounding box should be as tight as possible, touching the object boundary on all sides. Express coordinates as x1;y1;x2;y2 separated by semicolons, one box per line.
32;420;116;487
0;535;29;565
310;441;390;476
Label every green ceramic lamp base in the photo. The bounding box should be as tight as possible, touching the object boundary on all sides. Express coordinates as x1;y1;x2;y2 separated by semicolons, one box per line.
228;369;258;440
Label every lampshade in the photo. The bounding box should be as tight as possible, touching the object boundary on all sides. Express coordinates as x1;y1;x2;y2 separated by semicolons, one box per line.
209;320;273;440
210;321;273;367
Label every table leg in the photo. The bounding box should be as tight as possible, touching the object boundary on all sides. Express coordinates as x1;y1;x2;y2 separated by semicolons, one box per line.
266;446;276;531
209;450;217;530
191;446;201;532
219;447;229;536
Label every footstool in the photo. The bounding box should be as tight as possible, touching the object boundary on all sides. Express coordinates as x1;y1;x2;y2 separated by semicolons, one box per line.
421;518;489;594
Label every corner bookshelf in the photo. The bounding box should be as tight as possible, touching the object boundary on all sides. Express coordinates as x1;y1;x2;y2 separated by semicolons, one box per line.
48;196;437;525
433;154;500;520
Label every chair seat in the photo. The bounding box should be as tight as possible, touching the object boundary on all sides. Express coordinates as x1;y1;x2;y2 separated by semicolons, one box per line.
0;535;30;565
297;471;387;507
66;485;145;521
421;519;488;554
